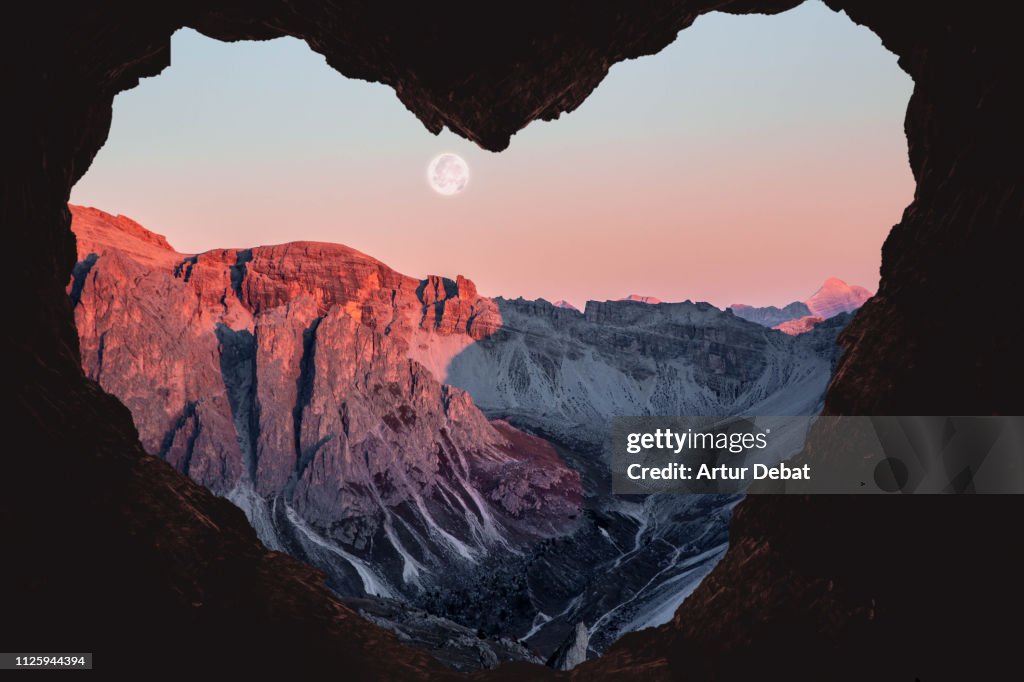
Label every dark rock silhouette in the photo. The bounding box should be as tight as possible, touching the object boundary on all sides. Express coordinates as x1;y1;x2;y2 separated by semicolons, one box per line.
4;1;1022;679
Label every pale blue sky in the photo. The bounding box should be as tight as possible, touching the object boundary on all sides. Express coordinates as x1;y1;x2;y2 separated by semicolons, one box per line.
72;1;914;308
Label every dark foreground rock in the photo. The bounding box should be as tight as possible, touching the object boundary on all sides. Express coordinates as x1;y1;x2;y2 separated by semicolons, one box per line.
4;1;1022;679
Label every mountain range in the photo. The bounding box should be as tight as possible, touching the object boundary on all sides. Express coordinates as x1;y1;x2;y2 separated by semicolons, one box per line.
68;205;849;670
561;278;869;336
729;277;871;333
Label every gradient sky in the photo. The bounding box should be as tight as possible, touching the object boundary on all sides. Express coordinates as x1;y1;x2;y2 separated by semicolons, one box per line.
70;0;914;309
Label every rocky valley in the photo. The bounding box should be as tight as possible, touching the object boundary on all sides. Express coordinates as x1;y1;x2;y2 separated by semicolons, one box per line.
69;204;847;668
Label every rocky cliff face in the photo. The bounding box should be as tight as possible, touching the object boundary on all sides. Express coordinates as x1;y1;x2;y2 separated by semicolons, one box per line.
70;205;580;604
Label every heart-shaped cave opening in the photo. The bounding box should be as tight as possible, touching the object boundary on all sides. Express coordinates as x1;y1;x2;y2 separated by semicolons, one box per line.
67;1;911;673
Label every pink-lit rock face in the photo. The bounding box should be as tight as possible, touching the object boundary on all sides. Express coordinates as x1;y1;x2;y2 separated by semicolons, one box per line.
804;277;872;318
774;315;825;335
70;205;177;263
68;204;580;598
551;299;580;312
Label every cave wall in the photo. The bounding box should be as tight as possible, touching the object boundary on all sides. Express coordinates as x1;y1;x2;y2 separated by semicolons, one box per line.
3;0;1021;678
823;1;1022;415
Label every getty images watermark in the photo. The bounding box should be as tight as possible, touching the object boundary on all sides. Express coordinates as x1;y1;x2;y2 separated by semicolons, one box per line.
611;416;1024;494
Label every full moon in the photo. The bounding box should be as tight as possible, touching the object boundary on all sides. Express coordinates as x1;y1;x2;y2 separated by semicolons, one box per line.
427;153;469;196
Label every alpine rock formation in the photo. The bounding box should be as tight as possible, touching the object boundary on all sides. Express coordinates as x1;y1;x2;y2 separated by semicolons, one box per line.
69;205;847;666
68;205;580;597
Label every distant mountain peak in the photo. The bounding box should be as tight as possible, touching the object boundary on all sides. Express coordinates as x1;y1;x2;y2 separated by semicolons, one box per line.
552;299;580;312
804;277;872;318
730;277;872;333
620;294;663;304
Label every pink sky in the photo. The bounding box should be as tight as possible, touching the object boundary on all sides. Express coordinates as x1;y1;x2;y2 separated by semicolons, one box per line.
71;2;914;309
